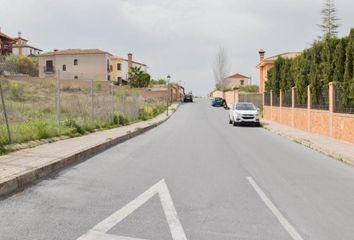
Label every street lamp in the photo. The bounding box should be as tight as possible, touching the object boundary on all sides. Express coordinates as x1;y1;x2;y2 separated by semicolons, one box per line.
166;75;171;116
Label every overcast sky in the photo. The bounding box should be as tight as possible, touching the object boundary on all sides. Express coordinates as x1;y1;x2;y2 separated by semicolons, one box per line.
1;0;353;95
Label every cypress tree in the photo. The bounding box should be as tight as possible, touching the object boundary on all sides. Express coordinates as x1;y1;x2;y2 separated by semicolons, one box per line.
333;37;348;82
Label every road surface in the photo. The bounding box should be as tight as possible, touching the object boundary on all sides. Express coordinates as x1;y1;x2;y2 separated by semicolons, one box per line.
1;99;354;240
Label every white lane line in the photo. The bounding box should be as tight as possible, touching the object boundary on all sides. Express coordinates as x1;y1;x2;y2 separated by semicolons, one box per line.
79;230;148;240
246;176;304;240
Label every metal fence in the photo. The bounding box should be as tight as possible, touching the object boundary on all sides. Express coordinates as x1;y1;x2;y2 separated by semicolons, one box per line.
238;93;263;109
282;89;292;107
335;84;354;114
0;76;166;147
264;92;271;106
272;92;280;107
312;86;329;110
294;91;307;109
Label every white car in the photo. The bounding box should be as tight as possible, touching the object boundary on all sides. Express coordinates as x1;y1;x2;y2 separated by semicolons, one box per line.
229;102;260;126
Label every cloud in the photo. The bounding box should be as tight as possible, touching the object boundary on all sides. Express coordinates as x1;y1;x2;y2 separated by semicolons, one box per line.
0;0;353;95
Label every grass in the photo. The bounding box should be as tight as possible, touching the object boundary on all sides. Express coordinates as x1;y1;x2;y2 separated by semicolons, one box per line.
0;78;166;153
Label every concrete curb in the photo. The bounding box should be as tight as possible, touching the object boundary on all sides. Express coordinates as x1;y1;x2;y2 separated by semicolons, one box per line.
0;105;179;198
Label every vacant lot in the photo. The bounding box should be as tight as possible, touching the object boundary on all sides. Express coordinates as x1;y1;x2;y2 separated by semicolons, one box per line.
0;78;166;151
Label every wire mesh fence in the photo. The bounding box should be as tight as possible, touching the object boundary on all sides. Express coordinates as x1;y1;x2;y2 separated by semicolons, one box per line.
294;90;307;109
282;89;292;107
311;86;329;110
0;76;167;148
272;92;280;107
264;92;271;106
335;83;354;114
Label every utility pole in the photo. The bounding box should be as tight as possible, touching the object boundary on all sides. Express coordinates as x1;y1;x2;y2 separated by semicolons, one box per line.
0;78;12;144
166;75;171;116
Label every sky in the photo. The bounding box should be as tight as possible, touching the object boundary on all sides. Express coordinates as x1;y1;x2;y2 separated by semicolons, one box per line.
0;0;353;95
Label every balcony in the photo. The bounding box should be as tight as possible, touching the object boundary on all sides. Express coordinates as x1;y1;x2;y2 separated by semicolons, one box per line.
43;67;55;73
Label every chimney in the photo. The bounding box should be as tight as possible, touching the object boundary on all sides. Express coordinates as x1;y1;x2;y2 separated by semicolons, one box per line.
259;49;266;62
18;31;22;38
128;53;133;71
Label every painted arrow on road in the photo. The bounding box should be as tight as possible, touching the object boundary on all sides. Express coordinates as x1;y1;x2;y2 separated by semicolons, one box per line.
77;179;187;240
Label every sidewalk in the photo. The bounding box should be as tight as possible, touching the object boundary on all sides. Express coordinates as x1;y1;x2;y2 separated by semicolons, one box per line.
0;103;179;197
262;119;354;167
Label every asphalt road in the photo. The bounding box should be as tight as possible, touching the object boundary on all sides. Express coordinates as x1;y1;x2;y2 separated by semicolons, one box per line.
1;99;354;240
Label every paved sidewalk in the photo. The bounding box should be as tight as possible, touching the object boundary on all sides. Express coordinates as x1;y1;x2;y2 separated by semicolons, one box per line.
262;119;354;166
0;103;179;197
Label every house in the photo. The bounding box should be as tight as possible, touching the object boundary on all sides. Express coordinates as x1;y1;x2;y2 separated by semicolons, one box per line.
12;32;42;56
0;28;13;55
257;49;301;93
111;53;147;85
224;73;251;89
38;49;112;81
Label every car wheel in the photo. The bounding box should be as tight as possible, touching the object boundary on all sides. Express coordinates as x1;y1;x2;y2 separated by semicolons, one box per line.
233;119;238;126
229;118;232;124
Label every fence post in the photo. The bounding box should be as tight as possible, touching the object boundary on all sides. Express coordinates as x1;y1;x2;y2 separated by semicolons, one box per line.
111;82;115;123
291;87;296;127
56;70;61;126
91;79;94;120
280;90;283;123
329;82;335;137
307;85;311;131
270;90;273;120
0;78;12;144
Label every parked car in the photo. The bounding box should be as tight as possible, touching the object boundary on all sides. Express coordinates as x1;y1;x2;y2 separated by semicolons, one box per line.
211;97;226;107
229;102;260;126
184;94;193;102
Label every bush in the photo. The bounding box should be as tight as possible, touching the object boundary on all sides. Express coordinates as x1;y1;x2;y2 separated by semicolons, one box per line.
239;85;259;93
112;112;130;126
9;81;23;99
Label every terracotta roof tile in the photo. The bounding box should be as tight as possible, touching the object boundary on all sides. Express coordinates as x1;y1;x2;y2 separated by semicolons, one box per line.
40;49;112;56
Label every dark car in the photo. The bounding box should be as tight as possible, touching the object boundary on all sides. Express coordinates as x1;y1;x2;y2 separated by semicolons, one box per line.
211;97;227;107
184;94;193;102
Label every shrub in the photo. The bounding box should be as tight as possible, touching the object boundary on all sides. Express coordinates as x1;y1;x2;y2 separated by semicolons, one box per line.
9;81;23;99
112;112;130;126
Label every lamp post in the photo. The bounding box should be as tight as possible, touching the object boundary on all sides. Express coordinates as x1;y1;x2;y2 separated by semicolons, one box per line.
166;75;171;116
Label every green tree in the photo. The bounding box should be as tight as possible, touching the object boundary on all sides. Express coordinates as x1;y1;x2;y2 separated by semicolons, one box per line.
239;84;259;93
333;37;348;82
129;66;151;88
318;0;340;38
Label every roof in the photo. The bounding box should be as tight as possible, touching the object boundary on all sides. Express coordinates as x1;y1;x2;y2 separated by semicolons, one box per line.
12;44;42;51
225;73;250;80
257;52;302;68
0;32;14;41
112;55;147;66
39;49;112;56
14;36;28;42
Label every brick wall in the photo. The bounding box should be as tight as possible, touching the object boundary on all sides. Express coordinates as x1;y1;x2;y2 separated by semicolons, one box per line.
263;84;354;144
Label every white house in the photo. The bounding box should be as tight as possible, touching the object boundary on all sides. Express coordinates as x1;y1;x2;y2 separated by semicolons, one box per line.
38;49;112;81
12;32;42;56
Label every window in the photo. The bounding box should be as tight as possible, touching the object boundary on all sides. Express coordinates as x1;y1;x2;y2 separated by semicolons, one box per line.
62;65;66;71
117;63;121;71
240;80;244;86
108;75;111;81
74;76;78;80
74;59;78;65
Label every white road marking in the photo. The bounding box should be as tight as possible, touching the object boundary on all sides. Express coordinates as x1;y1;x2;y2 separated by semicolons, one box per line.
77;179;187;240
246;176;304;240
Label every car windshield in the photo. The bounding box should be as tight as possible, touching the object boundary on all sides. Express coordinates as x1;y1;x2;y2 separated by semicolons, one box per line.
215;98;222;101
235;103;256;110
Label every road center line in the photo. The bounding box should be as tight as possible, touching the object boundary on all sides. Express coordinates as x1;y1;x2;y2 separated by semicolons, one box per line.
246;176;304;240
